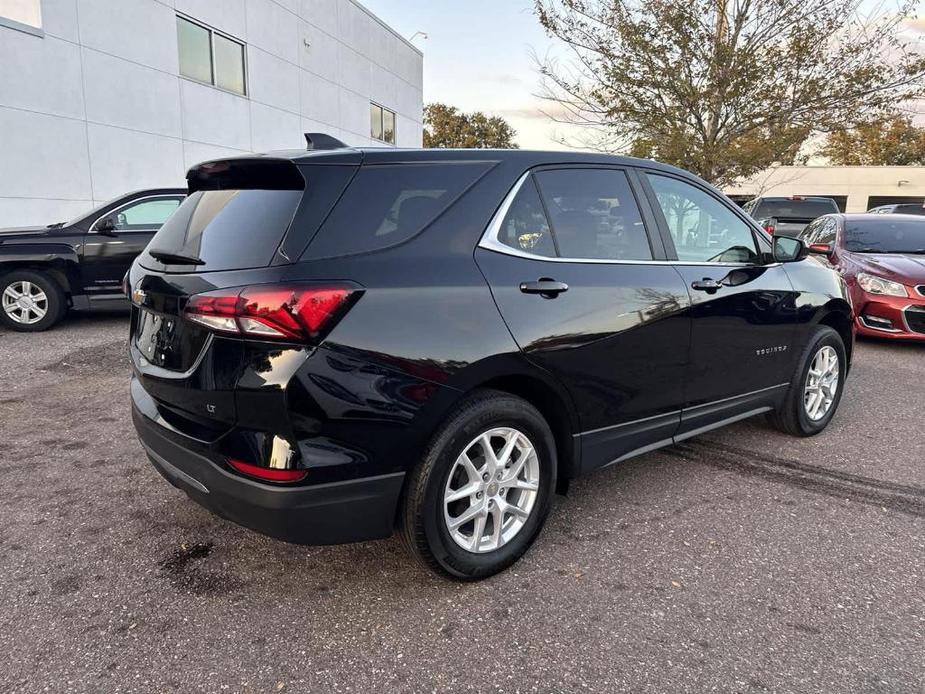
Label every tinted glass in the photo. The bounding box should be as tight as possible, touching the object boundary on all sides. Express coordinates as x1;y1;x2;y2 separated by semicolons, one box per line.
753;199;838;219
535;169;651;260
112;198;182;230
497;177;555;257
142;189;301;271
892;204;925;216
383;109;396;144
177;17;212;84
843;218;925;253
815;218;838;246
214;33;246;95
306;163;492;258
370;104;383;140
648;174;759;263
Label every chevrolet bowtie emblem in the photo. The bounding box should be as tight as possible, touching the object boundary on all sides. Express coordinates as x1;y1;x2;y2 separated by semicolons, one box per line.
132;287;147;304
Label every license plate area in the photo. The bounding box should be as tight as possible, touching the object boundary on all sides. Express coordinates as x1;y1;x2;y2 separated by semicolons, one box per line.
134;307;205;371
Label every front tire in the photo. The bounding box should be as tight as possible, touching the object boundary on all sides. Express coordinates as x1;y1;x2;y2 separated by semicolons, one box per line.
0;270;67;332
769;325;846;436
400;390;557;580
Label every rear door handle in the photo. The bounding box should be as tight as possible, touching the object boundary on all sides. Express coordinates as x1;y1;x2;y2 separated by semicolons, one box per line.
691;278;723;293
519;279;569;298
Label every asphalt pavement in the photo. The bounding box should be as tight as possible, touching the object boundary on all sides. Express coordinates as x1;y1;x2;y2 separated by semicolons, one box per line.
0;312;922;693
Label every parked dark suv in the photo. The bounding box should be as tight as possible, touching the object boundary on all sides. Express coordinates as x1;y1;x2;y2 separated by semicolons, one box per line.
129;144;854;579
0;189;186;331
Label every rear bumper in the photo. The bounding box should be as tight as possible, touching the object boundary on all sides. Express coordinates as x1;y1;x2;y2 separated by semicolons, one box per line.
132;393;405;545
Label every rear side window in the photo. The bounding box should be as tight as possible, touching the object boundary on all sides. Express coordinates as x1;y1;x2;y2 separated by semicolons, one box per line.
497;177;556;257
305;163;493;258
142;189;301;271
534;169;651;260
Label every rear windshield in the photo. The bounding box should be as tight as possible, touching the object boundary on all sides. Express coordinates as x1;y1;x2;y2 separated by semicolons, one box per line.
844;218;925;253
140;189;301;271
753;199;838;219
303;162;493;258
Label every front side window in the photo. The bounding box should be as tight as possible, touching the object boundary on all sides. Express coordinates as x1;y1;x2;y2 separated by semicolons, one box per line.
177;16;246;96
534;169;651;261
647;174;759;264
814;218;838;246
0;0;42;30
110;198;183;231
370;103;396;144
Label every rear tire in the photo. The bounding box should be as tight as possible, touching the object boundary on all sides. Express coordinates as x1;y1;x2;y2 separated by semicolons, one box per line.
769;325;846;436
0;270;67;332
400;389;557;580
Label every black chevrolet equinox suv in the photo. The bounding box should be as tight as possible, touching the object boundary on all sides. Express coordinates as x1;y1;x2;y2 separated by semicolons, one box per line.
129;141;853;580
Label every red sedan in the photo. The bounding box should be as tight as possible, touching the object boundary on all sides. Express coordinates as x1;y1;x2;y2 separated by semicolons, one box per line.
798;214;925;340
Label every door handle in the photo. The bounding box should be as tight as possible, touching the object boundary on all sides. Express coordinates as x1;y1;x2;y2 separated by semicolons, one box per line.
519;279;569;298
691;277;723;293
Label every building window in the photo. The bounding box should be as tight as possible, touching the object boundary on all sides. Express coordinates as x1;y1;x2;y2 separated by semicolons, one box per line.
370;103;396;144
0;0;43;34
177;15;246;96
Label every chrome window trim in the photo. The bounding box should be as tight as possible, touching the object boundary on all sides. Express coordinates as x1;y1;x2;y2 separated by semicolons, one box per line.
477;171;768;268
90;194;185;234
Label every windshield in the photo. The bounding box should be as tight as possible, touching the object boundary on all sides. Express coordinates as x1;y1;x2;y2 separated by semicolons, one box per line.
754;199;838;219
844;218;925;253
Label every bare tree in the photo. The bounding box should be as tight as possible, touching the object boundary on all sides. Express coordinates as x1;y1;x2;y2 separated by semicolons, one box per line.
534;0;925;186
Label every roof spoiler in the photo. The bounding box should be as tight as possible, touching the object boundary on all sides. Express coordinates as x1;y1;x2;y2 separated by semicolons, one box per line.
305;132;348;151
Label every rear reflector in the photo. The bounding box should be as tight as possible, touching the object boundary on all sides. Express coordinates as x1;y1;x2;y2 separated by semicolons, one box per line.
227;458;308;483
184;283;356;342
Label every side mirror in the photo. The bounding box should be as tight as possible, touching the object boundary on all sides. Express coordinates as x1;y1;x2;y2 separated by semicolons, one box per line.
95;216;117;236
808;243;833;256
772;235;809;263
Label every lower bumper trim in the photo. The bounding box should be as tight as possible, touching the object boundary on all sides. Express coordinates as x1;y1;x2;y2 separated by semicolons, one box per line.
133;404;405;545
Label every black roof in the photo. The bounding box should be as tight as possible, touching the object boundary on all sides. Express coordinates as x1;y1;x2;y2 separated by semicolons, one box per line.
187;145;700;189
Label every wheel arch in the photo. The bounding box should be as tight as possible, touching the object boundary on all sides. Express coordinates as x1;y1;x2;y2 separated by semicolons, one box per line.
0;253;80;299
814;301;854;371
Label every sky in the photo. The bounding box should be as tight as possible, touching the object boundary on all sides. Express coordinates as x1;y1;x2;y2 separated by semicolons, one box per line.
360;0;925;151
359;0;571;149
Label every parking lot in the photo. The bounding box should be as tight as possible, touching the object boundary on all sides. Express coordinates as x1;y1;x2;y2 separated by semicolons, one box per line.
0;314;922;694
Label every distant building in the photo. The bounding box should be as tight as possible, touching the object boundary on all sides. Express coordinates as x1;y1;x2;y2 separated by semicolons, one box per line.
0;0;424;226
725;166;925;213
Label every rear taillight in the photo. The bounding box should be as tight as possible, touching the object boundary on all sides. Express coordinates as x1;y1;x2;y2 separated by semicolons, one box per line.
227;458;307;483
184;283;357;342
764;224;775;235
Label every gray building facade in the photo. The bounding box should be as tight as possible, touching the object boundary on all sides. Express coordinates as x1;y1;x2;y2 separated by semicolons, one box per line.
0;0;424;226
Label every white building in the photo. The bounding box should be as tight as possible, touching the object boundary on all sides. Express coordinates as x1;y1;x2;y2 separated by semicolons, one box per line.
725;165;925;213
0;0;424;226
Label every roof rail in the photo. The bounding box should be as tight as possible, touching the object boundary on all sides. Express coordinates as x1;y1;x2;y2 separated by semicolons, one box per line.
305;132;348;151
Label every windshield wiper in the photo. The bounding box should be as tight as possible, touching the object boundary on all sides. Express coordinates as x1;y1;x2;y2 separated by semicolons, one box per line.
46;222;65;229
147;249;205;266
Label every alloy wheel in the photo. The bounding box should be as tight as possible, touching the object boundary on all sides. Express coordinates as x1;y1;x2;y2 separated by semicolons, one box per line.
804;345;839;421
443;427;540;554
2;281;48;325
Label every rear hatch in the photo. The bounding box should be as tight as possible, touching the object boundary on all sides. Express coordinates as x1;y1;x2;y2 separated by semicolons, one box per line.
129;154;359;435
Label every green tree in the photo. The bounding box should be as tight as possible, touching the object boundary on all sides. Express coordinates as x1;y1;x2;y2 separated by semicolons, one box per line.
423;103;519;149
534;0;925;186
820;114;925;165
